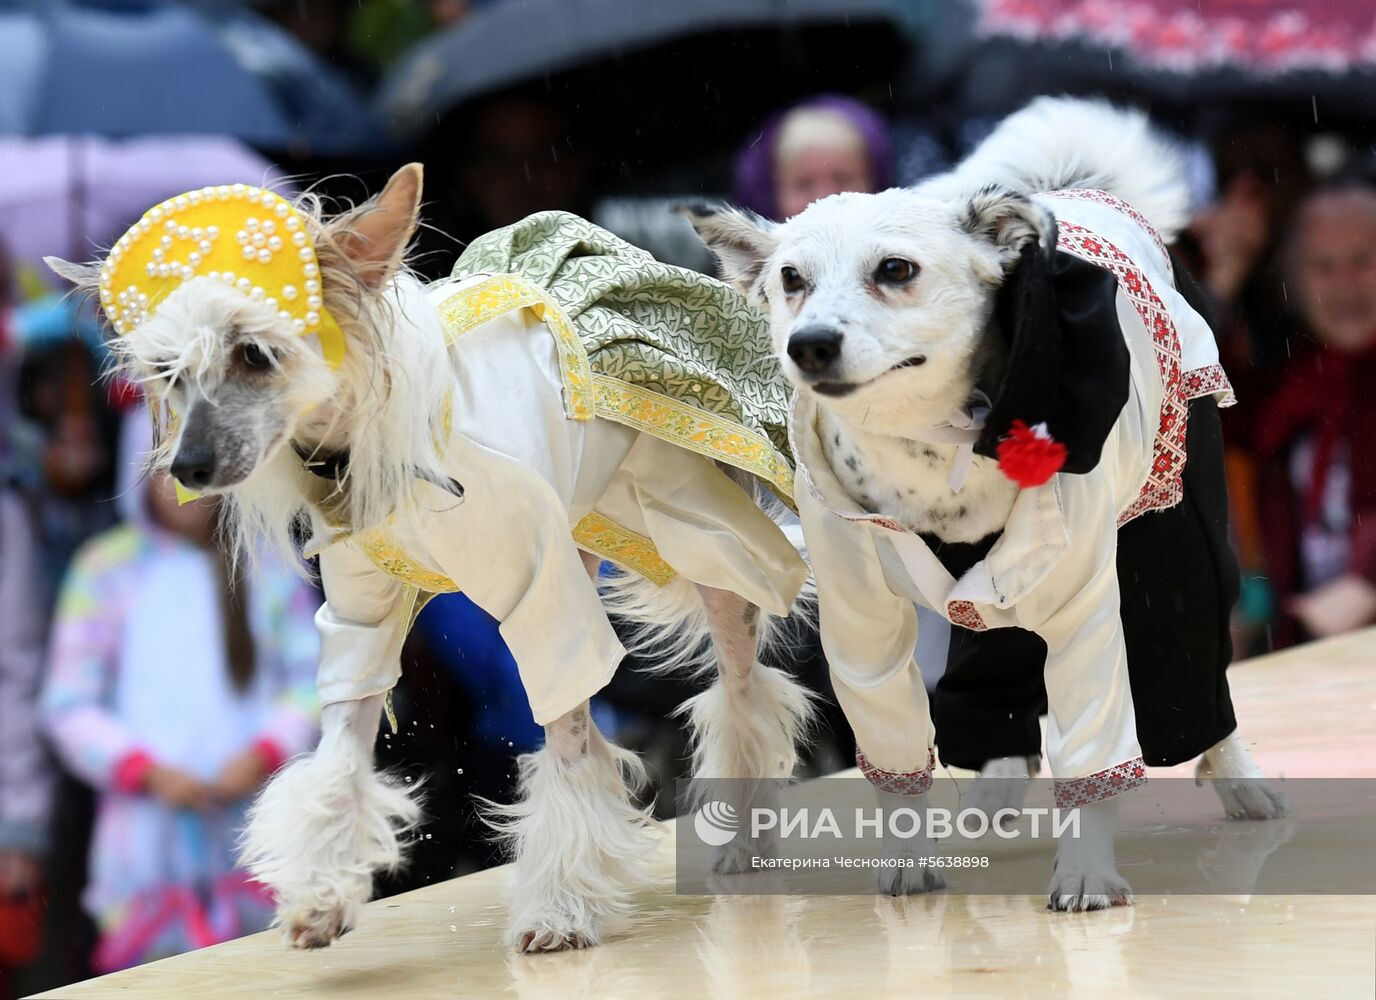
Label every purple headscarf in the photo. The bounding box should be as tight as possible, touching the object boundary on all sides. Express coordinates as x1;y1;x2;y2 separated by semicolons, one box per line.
732;94;893;221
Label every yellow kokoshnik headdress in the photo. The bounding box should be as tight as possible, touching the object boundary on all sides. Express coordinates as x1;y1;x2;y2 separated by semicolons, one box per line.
98;184;346;369
99;185;347;502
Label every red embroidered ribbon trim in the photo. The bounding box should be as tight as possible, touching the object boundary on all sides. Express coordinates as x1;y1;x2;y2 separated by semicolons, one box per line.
856;746;937;796
1053;757;1147;809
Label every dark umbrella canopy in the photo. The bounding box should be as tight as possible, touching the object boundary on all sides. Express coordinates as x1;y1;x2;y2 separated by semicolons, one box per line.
0;0;383;155
378;0;922;143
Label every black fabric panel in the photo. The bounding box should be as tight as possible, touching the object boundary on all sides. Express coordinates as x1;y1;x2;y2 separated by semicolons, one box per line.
931;397;1239;769
975;246;1131;476
1114;394;1238;764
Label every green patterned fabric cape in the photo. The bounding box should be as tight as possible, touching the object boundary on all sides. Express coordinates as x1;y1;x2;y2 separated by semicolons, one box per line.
450;211;795;495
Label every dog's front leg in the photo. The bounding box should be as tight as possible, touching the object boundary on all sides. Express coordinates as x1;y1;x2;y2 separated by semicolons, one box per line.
874;788;946;896
242;693;420;948
492;700;657;954
1049;796;1132;911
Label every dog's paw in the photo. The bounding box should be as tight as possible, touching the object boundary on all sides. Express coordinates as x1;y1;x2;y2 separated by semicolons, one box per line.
1204;772;1291;820
280;898;359;950
1046;868;1133;912
876;857;947;897
1197;733;1290;820
511;910;601;955
515;928;594;954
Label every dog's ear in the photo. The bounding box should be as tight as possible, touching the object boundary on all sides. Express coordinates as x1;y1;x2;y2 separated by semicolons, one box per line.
677;204;778;297
961;185;1057;277
44;256;100;291
327;163;424;290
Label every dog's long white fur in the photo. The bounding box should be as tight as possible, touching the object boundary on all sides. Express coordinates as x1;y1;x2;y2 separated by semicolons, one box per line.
240;694;421;948
481;702;659;951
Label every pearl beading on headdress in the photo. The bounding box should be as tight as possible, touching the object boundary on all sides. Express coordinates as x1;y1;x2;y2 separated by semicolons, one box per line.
98;184;344;368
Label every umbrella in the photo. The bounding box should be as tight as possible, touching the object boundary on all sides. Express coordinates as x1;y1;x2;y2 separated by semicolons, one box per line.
378;0;924;145
0;0;382;155
976;0;1376;75
946;0;1376;118
0;134;282;267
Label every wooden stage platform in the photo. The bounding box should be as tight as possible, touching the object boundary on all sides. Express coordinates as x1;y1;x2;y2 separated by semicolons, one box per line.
37;630;1376;999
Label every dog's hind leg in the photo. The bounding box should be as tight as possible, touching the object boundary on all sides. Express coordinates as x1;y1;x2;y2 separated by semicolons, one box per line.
1197;730;1290;820
241;693;420;949
489;699;658;953
678;585;815;874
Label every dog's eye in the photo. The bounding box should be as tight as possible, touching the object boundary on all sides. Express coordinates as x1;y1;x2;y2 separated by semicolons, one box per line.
876;258;918;285
780;266;805;294
239;342;273;371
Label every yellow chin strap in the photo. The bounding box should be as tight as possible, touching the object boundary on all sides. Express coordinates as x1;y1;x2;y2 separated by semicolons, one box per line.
98;185;347;503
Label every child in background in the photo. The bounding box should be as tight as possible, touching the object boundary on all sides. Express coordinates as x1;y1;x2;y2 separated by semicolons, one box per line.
41;408;321;971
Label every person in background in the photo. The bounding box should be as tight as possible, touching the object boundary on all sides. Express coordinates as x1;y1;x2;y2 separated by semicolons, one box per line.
12;334;121;611
1255;181;1376;645
0;485;51;994
410;94;594;280
1183;122;1312;650
733;94;892;222
40;409;321;971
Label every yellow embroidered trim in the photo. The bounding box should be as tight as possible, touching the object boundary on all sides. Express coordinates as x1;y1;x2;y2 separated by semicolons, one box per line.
438;275;595;421
591;374;795;499
573;511;678;586
355;526;461;593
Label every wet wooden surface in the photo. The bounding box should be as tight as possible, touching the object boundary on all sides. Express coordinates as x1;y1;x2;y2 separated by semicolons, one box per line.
38;629;1376;999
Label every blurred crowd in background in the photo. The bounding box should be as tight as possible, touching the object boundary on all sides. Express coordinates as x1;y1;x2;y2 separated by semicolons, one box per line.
2;0;1376;993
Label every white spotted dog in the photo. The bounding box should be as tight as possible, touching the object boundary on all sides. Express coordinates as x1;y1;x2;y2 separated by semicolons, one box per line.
688;97;1287;912
49;168;816;954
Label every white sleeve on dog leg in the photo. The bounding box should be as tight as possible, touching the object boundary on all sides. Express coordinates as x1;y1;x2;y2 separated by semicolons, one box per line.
799;485;933;774
313;543;410;709
1013;473;1141;781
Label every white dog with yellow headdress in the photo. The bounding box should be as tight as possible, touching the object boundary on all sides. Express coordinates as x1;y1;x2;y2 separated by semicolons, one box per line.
48;167;815;953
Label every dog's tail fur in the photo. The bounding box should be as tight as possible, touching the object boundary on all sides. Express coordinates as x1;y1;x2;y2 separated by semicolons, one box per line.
943;96;1192;241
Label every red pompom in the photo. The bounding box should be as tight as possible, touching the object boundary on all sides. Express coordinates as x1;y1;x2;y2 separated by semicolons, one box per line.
996;420;1066;488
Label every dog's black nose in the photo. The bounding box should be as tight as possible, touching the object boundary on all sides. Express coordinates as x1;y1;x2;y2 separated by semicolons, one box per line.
170;444;217;490
787;326;844;374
